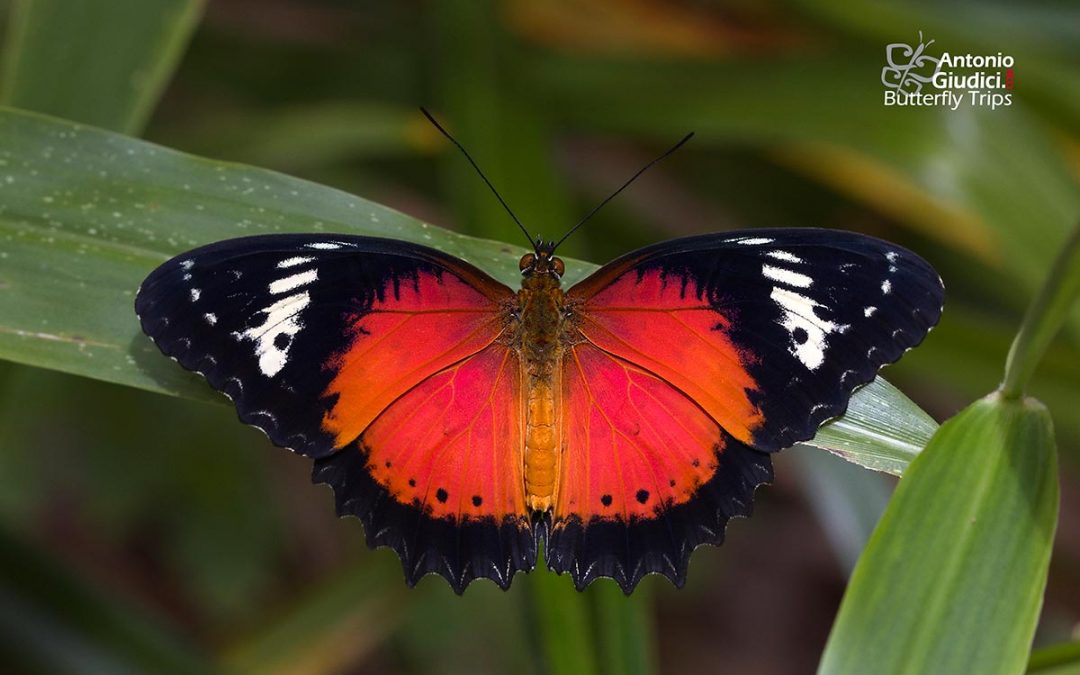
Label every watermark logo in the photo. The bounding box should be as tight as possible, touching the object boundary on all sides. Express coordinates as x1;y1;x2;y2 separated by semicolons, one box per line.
882;32;1014;110
882;32;941;95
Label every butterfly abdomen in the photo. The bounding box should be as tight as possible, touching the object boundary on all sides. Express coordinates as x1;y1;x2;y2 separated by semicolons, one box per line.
518;274;566;512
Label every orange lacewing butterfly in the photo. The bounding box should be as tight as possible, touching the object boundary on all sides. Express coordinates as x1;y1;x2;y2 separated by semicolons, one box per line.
136;113;942;593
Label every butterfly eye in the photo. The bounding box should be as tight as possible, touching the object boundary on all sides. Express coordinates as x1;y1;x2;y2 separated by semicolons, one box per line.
519;253;536;272
552;257;565;276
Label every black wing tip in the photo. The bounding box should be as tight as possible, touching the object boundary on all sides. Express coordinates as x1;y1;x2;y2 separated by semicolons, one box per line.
748;236;945;453
545;439;773;595
312;446;537;595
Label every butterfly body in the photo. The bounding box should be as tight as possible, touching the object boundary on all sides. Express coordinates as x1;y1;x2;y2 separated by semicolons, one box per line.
517;270;565;512
136;229;943;594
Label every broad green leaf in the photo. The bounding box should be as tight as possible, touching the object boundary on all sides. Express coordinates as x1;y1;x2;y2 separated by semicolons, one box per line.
1;0;204;134
0;106;935;477
818;393;1059;675
159;101;436;171
805;377;938;476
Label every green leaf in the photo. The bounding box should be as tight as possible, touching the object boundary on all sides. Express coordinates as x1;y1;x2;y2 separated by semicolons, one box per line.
1002;225;1080;399
818;392;1059;674
524;570;600;675
805;377;938;476
1;0;205;134
590;584;657;675
159;101;435;172
0;106;936;477
1029;641;1080;673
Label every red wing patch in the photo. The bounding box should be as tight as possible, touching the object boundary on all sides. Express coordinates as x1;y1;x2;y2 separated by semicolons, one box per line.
570;266;765;446
556;343;718;520
360;343;527;521
322;269;511;449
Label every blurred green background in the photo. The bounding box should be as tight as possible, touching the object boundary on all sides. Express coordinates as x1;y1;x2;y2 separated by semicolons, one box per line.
0;1;1078;674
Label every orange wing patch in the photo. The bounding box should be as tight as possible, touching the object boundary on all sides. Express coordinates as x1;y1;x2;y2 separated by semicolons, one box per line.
360;343;527;522
570;267;764;445
322;269;511;448
556;343;720;521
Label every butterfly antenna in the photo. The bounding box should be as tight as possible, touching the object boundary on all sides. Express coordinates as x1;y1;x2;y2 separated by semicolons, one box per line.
420;107;535;250
553;132;695;252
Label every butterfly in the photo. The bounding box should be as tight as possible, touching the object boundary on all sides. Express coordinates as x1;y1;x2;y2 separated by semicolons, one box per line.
135;225;943;594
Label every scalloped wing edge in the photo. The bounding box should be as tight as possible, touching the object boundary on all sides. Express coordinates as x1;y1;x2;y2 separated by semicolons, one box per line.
311;443;538;594
543;439;774;594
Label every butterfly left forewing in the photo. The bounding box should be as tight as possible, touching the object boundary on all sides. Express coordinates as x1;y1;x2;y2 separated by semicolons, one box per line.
136;234;512;459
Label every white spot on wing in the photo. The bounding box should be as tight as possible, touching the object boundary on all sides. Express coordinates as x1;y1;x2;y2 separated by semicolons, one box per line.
269;269;318;294
232;292;311;377
864;306;877;317
770;287;847;370
762;264;813;288
886;251;899;263
180;260;194;270
277;256;315;268
204;313;217;325
766;250;803;263
306;242;342;250
190;288;201;302
737;237;774;246
881;280;892;294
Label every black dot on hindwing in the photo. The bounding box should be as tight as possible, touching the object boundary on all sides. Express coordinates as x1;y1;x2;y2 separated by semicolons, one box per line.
436;488;448;503
274;333;291;349
792;327;808;344
636;489;650;504
408;478;416;487
601;494;613;507
472;495;483;507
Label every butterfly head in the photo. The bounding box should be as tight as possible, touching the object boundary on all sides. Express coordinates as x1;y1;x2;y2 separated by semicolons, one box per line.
520;239;565;278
